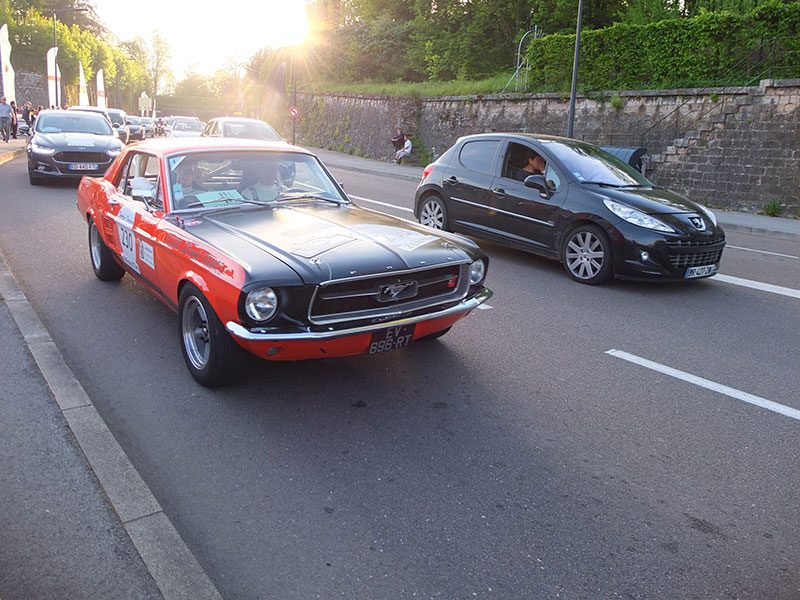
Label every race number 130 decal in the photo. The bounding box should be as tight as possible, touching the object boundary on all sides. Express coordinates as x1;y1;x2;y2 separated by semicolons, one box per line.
115;205;140;274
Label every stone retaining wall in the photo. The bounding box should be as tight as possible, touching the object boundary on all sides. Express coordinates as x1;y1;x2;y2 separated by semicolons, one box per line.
292;80;800;214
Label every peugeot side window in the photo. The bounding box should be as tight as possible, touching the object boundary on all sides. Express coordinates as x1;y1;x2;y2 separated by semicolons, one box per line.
458;140;500;176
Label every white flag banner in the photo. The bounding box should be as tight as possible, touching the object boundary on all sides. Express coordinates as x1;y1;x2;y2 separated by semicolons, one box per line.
79;62;89;105
96;69;106;108
46;47;58;107
0;24;16;103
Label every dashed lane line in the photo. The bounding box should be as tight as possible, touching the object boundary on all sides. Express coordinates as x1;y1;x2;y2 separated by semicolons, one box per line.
712;274;800;300
349;194;414;213
726;245;798;259
606;349;800;422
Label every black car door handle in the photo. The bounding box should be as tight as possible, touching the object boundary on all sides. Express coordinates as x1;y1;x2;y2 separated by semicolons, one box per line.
445;176;458;185
492;187;506;197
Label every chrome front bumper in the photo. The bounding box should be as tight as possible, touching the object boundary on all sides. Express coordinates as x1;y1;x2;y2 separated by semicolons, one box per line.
226;288;493;342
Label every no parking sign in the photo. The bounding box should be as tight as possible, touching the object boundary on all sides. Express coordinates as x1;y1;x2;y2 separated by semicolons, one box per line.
289;106;300;119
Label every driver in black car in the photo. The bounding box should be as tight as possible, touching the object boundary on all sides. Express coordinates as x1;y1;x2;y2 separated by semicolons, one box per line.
512;150;546;182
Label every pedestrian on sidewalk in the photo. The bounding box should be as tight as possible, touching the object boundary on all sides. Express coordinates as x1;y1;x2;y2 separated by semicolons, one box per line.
10;100;19;139
394;134;413;164
0;97;13;142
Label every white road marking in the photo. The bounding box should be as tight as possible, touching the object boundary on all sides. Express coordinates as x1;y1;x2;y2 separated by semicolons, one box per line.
606;349;800;422
349;194;413;213
726;245;798;259
713;274;800;300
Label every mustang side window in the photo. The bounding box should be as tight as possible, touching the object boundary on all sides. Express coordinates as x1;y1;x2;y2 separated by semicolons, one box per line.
120;153;162;209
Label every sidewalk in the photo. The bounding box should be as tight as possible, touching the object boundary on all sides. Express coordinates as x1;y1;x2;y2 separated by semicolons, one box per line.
0;251;221;599
310;146;800;241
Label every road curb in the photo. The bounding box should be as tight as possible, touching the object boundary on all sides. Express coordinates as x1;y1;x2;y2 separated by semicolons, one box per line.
717;222;800;242
0;147;25;167
0;250;223;600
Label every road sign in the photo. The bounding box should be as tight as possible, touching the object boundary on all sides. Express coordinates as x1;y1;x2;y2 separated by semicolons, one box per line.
289;106;300;119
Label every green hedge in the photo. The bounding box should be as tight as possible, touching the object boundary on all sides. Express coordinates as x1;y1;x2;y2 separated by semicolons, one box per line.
525;0;800;92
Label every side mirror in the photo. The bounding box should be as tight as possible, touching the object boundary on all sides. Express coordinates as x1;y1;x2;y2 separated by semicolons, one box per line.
112;123;120;128
524;174;550;198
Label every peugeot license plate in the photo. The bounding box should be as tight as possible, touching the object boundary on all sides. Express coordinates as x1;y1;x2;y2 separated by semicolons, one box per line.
685;264;717;279
368;324;415;354
69;163;98;171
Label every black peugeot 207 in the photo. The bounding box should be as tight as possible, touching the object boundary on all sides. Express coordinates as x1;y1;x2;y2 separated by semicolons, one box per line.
414;133;725;284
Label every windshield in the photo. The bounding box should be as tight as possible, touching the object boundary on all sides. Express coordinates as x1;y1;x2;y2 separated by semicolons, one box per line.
543;140;652;187
223;121;281;141
36;113;113;135
168;150;348;212
175;121;204;132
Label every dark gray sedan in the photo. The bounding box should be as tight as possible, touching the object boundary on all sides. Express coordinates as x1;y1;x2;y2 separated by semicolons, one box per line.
27;110;125;185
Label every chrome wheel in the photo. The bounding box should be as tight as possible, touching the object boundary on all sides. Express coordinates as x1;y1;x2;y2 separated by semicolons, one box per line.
182;295;211;370
566;230;606;280
90;222;102;270
420;198;445;229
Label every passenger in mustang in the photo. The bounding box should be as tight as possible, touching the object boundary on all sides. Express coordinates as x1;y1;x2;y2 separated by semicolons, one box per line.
242;161;280;202
172;158;206;208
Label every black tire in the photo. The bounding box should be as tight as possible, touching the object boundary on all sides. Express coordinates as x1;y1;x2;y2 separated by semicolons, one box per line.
418;194;449;231
178;284;245;387
561;224;613;285
416;326;452;342
28;170;43;186
88;220;125;281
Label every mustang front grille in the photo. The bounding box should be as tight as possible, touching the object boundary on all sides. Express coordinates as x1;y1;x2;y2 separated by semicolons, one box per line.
310;265;465;323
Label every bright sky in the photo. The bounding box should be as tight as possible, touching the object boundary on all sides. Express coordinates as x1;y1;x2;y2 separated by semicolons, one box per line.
92;0;310;79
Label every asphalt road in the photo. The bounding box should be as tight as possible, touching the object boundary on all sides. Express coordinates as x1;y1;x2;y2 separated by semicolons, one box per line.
1;155;799;599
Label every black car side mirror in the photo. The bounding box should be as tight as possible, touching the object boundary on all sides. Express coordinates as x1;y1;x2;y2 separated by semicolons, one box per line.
524;174;550;198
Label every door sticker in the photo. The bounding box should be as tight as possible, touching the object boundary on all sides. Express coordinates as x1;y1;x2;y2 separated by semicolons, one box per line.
115;205;140;274
139;240;155;269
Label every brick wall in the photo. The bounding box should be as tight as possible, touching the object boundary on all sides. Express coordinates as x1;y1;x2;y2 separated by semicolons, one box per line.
292;80;800;214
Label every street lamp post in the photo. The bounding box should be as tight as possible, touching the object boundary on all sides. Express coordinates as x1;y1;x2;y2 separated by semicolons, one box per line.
566;0;584;138
291;52;297;145
52;8;87;109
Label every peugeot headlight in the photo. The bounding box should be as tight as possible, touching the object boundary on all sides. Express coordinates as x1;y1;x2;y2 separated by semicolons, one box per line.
31;140;56;155
107;148;122;157
697;204;717;226
603;199;675;233
245;287;279;322
469;259;486;285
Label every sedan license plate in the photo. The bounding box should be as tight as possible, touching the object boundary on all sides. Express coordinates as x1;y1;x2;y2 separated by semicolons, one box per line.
69;163;98;171
685;264;717;279
368;324;415;354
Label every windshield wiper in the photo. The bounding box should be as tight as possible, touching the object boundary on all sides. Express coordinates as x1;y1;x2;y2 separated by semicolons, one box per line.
275;193;345;205
580;181;623;187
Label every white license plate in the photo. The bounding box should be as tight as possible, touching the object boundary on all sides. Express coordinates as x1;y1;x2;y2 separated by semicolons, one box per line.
368;324;415;354
69;163;98;171
685;264;717;279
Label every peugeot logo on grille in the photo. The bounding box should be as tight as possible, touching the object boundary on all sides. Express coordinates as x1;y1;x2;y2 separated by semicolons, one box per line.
689;216;706;231
378;280;418;302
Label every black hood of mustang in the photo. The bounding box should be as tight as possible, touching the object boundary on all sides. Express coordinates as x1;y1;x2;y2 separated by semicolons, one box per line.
593;185;705;215
181;203;482;284
33;131;120;152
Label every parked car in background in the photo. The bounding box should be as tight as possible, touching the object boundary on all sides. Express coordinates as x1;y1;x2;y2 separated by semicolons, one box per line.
107;109;131;144
165;115;201;135
415;133;725;284
140;116;155;137
125;115;146;141
201;117;282;141
27;109;124;185
168;121;205;138
76;137;492;386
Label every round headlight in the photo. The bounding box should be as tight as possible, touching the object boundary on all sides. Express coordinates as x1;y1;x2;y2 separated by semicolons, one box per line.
245;287;278;322
469;259;486;285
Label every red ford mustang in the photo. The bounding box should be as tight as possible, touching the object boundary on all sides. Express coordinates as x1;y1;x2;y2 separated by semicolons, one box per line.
76;138;492;386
